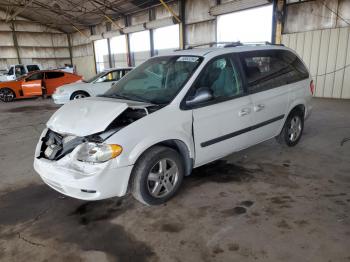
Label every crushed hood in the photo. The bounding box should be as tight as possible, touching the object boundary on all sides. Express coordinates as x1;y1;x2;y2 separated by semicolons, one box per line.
47;97;151;136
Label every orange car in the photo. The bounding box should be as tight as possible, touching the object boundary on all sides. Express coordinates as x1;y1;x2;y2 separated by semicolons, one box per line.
0;70;82;102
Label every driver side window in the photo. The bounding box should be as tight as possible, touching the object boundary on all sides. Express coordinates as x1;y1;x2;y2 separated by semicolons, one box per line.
192;56;243;100
26;72;44;81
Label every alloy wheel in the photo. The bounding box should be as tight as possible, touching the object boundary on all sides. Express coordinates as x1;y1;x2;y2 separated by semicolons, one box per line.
288;116;302;142
147;158;179;198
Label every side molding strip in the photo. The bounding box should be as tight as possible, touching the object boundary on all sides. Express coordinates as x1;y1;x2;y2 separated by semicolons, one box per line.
200;114;285;147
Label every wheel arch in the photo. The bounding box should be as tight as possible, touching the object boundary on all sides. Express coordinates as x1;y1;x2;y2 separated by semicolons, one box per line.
131;139;194;176
278;103;305;134
0;87;17;100
126;138;193;194
288;104;305;118
70;90;90;100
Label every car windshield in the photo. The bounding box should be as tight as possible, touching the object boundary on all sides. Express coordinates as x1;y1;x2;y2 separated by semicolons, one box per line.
85;71;107;83
101;56;202;104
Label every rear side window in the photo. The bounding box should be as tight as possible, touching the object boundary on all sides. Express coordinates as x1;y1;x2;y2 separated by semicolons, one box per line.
27;65;40;72
240;50;309;93
46;72;65;79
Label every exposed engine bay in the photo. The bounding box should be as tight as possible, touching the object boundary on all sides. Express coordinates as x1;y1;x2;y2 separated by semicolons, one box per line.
39;105;161;161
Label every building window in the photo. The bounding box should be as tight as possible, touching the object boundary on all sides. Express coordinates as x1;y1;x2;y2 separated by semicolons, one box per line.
110;35;128;68
217;5;273;43
286;0;309;4
154;24;180;55
130;30;151;66
94;39;109;73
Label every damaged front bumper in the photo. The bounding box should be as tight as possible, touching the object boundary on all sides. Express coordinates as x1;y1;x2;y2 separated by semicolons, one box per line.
34;129;133;200
34;156;133;200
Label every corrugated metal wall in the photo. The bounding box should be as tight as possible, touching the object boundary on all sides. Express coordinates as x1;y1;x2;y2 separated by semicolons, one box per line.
282;27;350;99
0;10;71;70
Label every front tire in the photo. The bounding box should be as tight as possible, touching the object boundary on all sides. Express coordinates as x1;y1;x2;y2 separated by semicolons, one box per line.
276;109;304;147
70;91;89;100
0;88;15;102
131;146;184;205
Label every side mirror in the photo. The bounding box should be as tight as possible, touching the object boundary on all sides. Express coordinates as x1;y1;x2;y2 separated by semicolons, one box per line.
186;87;213;107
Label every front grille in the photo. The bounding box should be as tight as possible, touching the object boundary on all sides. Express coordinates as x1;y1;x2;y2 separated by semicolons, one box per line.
40;129;85;161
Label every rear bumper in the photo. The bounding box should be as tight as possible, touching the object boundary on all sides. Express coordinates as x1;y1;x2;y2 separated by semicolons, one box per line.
34;157;133;200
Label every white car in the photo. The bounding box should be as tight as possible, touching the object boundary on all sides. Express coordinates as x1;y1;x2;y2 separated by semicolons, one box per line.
34;44;312;205
52;67;133;104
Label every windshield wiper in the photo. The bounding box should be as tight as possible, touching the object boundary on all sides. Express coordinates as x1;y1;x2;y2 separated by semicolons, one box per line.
99;94;130;100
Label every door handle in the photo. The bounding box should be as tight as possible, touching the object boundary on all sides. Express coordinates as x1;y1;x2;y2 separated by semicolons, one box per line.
254;104;265;112
238;108;251;117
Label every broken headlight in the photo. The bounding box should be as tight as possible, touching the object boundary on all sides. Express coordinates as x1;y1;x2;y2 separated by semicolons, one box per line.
76;142;122;163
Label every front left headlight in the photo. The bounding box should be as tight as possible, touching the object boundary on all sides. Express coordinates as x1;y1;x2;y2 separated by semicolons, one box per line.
76;142;123;163
54;88;64;94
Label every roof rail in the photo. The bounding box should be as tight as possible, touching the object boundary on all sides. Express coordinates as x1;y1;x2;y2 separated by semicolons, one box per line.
186;41;243;49
175;41;284;51
242;41;285;46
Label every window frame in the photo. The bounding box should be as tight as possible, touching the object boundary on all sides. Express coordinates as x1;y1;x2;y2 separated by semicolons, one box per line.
180;53;248;110
238;49;309;95
25;72;44;81
26;65;40;72
96;69;123;83
103;55;204;105
45;71;65;79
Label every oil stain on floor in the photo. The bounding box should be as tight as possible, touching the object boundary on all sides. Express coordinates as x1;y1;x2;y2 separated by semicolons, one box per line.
0;184;155;262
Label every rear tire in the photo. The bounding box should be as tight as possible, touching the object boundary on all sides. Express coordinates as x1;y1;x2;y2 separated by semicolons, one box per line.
0;88;15;102
70;91;89;100
276;109;304;147
131;146;184;206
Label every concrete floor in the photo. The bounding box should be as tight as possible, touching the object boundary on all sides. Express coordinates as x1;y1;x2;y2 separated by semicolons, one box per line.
0;97;349;262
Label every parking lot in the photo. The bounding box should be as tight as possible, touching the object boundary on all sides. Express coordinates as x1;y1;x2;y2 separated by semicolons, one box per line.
0;97;349;262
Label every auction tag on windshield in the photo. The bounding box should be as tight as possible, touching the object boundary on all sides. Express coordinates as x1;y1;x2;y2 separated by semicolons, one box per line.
177;56;199;62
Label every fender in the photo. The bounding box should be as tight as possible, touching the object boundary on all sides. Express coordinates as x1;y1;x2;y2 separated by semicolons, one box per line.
127;132;194;165
277;98;307;134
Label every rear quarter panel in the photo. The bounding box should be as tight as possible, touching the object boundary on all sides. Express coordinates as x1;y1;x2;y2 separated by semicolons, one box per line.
46;73;82;95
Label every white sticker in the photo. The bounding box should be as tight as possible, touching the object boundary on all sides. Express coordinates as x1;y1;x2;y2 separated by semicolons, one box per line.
177;56;199;62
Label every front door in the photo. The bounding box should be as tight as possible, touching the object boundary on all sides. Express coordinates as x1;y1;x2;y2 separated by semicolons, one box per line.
190;55;254;167
22;72;44;96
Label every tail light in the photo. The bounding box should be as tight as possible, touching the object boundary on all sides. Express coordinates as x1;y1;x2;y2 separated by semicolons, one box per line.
310;80;315;95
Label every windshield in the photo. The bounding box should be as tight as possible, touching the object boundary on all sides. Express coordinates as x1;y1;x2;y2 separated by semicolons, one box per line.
85;71;107;83
102;56;202;104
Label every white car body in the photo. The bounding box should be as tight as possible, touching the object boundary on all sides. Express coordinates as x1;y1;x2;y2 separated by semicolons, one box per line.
52;67;133;104
0;64;42;81
34;45;312;201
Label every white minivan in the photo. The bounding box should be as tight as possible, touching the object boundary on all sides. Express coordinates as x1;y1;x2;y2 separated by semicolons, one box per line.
34;44;313;205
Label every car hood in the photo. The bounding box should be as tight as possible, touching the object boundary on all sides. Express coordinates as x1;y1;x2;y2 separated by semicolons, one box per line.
47;97;152;136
